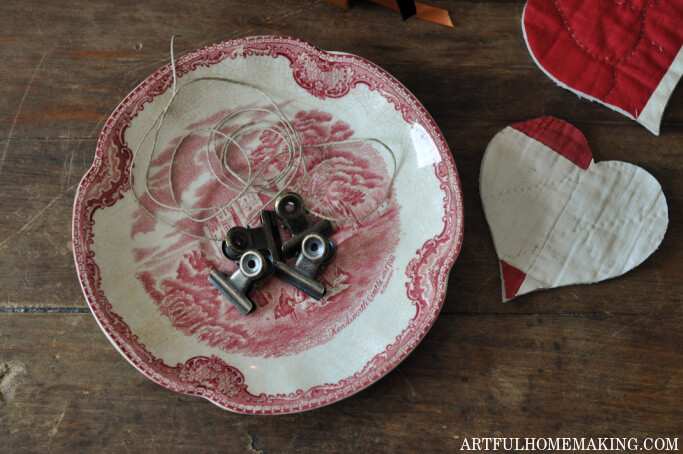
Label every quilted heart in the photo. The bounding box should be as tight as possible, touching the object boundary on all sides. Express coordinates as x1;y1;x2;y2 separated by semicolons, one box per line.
522;0;683;135
480;117;668;301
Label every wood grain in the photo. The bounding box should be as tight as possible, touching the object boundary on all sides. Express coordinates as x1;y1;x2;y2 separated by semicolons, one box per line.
1;313;680;452
0;0;681;450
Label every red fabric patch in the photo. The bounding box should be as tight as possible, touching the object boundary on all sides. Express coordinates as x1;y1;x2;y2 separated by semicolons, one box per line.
523;0;683;118
500;260;527;299
511;116;593;169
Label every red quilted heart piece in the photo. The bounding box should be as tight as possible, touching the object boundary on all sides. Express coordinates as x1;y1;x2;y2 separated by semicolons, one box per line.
523;0;683;135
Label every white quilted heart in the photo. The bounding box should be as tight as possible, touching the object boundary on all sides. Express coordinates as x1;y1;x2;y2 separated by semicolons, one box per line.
480;117;668;301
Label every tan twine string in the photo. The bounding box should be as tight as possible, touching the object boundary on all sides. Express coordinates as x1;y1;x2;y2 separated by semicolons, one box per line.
128;37;397;241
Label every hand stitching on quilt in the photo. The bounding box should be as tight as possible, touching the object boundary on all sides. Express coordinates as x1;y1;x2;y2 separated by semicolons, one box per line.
612;0;657;11
481;172;579;201
552;0;660;99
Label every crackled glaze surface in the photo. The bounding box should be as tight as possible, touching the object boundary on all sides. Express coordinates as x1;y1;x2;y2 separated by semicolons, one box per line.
72;36;463;414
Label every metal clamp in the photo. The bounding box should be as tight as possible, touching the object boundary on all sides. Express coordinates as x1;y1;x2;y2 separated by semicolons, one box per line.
222;210;282;262
212;192;337;313
209;250;272;315
274;233;335;300
274;192;334;258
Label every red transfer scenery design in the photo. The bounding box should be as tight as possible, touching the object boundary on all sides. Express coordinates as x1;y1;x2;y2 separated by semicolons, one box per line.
510;116;593;169
72;36;464;414
132;108;400;357
523;0;683;118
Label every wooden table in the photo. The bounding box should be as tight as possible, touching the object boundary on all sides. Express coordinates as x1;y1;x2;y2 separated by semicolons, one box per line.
1;1;680;451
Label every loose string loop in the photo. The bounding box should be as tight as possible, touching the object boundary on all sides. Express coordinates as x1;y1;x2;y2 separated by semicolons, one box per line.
128;37;397;241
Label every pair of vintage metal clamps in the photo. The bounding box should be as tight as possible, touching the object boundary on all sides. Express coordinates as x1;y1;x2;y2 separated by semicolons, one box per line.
209;192;336;315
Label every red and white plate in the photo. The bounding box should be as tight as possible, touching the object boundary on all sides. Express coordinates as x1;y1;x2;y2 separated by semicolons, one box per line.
72;36;463;414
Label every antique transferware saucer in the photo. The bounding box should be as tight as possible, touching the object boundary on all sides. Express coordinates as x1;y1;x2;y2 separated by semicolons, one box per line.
72;36;463;414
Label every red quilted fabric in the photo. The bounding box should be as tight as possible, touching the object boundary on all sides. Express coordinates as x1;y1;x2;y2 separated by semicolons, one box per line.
523;0;683;132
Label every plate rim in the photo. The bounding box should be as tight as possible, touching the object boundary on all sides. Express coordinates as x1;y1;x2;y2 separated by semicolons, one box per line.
72;35;464;414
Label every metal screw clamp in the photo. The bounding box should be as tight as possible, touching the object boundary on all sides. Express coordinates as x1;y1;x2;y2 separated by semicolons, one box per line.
274;233;335;300
208;250;273;315
274;192;335;258
222;210;282;262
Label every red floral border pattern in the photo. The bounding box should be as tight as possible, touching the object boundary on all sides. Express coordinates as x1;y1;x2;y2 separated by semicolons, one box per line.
72;36;464;414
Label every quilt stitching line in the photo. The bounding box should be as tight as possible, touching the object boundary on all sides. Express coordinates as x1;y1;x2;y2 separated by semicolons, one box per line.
552;0;660;99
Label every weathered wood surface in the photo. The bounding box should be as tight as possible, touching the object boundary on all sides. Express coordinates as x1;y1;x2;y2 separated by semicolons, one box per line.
1;313;681;452
0;0;681;451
